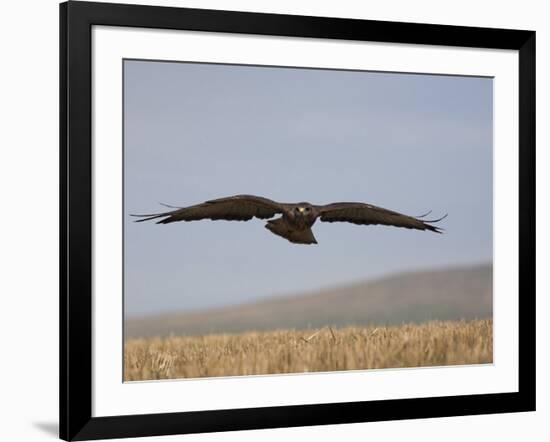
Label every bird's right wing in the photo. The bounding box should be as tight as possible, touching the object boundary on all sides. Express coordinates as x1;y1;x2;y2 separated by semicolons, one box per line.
315;202;446;233
131;194;284;224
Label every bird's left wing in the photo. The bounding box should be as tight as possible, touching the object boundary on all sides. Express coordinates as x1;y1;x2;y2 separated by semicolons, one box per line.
131;194;284;224
315;202;446;233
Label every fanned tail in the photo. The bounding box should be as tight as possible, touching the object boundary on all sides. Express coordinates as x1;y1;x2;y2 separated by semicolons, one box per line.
265;218;318;245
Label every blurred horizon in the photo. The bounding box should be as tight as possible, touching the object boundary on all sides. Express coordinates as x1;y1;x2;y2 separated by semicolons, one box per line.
125;262;493;338
125;260;491;319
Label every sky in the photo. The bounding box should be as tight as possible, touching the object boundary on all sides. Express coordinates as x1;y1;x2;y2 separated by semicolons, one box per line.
124;59;493;318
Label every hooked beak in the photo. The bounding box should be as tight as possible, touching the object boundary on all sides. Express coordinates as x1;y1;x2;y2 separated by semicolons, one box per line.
298;207;305;213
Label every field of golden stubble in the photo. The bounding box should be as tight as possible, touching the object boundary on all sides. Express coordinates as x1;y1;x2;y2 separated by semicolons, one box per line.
124;319;492;381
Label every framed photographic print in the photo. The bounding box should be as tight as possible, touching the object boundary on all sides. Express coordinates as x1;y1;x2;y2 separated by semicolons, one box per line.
60;1;536;440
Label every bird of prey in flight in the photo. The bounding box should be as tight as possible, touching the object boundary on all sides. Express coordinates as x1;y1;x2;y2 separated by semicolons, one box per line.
132;194;446;245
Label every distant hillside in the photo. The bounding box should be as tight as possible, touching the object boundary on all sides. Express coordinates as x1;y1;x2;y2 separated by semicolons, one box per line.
125;264;492;339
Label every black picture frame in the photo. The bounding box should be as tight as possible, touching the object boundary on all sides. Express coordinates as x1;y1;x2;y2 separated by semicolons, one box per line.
60;1;536;440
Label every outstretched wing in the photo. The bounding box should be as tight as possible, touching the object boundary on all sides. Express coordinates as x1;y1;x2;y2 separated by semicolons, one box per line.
315;202;446;233
131;195;283;224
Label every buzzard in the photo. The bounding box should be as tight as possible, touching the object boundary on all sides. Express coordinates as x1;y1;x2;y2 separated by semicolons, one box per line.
132;194;446;245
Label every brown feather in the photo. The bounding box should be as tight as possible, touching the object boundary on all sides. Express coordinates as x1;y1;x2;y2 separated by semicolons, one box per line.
316;202;445;233
131;195;282;224
265;218;318;244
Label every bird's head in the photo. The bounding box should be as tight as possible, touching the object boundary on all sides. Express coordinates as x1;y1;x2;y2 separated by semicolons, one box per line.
294;203;314;220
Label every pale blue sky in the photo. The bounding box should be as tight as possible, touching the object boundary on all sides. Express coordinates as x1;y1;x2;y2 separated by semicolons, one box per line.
124;59;493;317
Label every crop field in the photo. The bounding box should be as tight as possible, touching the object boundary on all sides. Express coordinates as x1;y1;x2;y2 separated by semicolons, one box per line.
124;319;492;381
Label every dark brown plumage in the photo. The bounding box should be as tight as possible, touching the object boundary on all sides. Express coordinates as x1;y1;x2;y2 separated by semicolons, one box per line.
131;194;446;245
